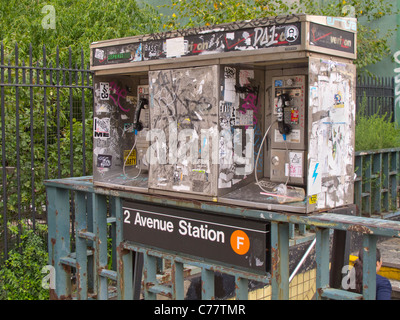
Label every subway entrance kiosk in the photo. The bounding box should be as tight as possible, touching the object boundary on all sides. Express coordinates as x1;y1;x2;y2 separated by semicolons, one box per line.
90;14;357;283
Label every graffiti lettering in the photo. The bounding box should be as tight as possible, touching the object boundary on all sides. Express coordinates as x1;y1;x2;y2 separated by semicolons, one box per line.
254;26;278;47
109;81;129;112
146;15;301;41
240;88;260;129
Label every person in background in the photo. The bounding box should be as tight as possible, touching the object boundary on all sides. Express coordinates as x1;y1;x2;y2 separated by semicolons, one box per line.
352;248;392;300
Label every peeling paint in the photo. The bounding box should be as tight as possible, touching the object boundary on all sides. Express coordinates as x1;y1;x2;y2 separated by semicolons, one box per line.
348;225;374;234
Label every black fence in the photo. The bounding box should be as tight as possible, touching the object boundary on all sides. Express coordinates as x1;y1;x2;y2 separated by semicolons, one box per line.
0;43;93;260
356;76;394;121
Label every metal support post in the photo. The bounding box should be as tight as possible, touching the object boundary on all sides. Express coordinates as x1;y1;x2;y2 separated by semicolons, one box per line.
316;228;330;299
46;187;71;299
92;193;108;299
271;222;289;300
114;197;133;300
362;234;377;300
172;261;185;300
143;254;158;300
235;276;249;300
75;191;88;300
201;268;215;300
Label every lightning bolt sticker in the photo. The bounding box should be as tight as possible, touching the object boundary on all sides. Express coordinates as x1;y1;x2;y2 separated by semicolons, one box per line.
308;160;322;196
312;163;319;184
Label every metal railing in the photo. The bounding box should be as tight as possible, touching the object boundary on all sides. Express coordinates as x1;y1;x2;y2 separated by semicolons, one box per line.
356;76;394;120
0;43;93;260
45;176;400;300
355;148;400;217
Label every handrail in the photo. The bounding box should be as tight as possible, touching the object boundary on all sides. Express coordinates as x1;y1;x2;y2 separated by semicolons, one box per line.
45;176;400;300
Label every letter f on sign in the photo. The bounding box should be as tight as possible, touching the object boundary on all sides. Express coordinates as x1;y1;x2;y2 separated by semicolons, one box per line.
230;230;250;255
237;237;244;250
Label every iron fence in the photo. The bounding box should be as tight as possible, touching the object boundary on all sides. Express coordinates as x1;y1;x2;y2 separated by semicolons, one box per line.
356;76;394;120
0;43;93;260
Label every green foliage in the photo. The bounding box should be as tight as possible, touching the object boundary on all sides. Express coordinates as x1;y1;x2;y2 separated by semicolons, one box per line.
161;0;397;73
0;222;49;300
297;0;396;73
161;0;296;29
0;78;93;223
355;96;400;151
0;0;156;237
0;0;162;64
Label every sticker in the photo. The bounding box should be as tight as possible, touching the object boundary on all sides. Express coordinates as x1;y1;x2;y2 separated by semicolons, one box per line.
166;37;185;58
95;49;105;60
132;43;142;62
285;25;299;43
334;92;344;108
310;86;318;100
94;117;110;139
309;194;318;204
124;149;136;166
97;154;112;168
291;108;299;124
274;129;301;143
124;123;134;133
289;152;303;178
235;110;253;126
307;160;322;195
239;70;254;87
100;82;109;100
224;67;236;103
97;104;110;113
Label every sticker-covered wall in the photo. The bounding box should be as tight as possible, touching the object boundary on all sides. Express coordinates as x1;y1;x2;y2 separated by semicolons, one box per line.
307;57;356;210
92;18;302;67
148;66;220;196
147;65;264;197
217;66;264;195
93;75;149;188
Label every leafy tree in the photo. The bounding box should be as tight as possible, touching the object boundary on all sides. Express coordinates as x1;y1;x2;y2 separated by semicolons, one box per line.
0;1;163;255
161;0;397;73
0;222;49;300
0;0;162;63
298;0;397;72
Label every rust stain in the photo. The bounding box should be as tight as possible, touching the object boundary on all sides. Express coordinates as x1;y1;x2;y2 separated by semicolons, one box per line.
347;225;373;234
62;264;71;273
49;289;58;300
270;247;280;277
76;262;82;296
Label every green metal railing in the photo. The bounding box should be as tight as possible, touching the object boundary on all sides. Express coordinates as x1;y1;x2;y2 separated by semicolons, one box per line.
45;174;400;300
355;148;400;217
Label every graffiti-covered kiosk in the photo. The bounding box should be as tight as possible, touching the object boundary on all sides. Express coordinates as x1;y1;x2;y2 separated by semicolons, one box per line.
89;14;357;298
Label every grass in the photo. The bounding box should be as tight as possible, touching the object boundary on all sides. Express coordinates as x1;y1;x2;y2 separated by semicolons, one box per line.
355;99;400;151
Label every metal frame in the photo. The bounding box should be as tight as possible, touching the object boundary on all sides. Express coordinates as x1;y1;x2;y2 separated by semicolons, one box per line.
0;42;92;260
45;176;400;300
355;148;400;217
